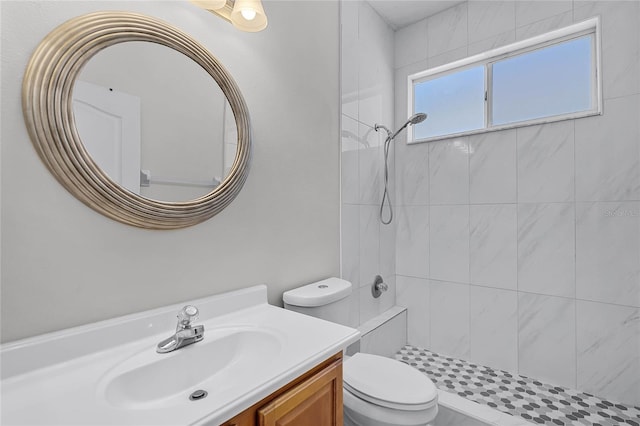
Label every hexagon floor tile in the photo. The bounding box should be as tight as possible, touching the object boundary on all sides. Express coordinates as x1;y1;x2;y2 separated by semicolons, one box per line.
396;345;640;426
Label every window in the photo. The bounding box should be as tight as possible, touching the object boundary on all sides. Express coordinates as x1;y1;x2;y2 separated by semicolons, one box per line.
414;66;484;140
408;18;601;143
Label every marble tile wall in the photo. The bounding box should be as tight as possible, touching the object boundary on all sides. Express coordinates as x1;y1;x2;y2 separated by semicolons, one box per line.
340;0;396;327
390;0;640;406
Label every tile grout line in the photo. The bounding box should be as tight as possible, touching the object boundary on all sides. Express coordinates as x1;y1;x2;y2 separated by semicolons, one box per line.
426;108;432;350
573;95;579;390
515;121;521;377
467;136;472;361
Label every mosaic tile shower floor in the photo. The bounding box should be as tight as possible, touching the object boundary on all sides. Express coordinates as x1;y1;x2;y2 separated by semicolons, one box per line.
395;345;640;426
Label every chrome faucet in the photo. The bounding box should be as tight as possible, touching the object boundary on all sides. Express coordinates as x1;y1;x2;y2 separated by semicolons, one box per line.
156;305;205;354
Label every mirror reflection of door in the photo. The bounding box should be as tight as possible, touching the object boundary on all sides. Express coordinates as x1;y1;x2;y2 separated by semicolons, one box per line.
73;41;234;203
72;81;141;194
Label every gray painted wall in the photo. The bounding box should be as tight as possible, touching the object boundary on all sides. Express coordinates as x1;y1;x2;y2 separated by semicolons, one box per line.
1;0;340;342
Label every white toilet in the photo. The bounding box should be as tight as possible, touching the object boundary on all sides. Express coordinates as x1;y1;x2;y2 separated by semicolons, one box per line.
283;278;438;426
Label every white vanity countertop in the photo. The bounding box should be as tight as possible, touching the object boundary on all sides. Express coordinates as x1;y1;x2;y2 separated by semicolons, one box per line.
0;285;360;425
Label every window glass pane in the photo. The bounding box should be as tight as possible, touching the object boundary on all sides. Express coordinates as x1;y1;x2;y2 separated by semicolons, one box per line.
492;35;593;126
413;66;485;140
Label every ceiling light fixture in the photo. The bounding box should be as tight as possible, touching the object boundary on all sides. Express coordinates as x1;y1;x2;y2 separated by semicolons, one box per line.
190;0;268;32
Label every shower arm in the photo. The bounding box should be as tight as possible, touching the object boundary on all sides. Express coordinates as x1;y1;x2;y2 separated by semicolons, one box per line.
389;121;412;140
374;122;410;141
374;124;393;140
374;113;427;142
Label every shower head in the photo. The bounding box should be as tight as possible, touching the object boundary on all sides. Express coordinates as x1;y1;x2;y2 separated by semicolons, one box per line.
389;112;428;140
374;113;428;140
409;112;427;125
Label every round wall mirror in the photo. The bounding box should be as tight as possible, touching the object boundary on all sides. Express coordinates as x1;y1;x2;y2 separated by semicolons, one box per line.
22;11;251;229
74;41;238;203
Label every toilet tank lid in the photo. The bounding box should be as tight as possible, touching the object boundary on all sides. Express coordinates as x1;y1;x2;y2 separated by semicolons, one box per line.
283;278;352;307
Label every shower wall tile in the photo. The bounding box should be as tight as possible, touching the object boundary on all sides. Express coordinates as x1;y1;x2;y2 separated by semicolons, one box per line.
518;203;575;298
359;205;380;288
518;293;576;389
470;204;517;290
357;70;382;131
340;0;358;120
575;95;640;202
427;2;468;58
396;142;429;206
358;124;381;205
467;1;515;44
467;30;515;57
429;138;470;205
574;1;640;100
396;275;430;348
341;203;360;288
469;129;517;204
341;114;361;153
360;310;407;358
394;19;428;69
427;46;468;70
380;274;396;314
341;115;359;205
357;96;382;136
517;121;575;203
430;205;469;284
348;291;360;329
576;202;640;307
470;287;518;373
514;1;573;28
515;11;572;41
380;216;397;280
396;205;429;278
576;300;640;406
430;280;470;359
358;284;378;324
358;1;393;128
379;80;395;150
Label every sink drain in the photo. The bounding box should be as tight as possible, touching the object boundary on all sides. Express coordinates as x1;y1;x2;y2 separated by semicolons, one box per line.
189;390;208;401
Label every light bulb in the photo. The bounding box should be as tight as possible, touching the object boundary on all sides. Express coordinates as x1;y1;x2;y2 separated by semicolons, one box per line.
240;8;256;21
230;0;267;32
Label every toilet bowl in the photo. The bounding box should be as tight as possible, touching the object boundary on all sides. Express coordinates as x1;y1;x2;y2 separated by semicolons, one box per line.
343;352;438;426
283;278;439;426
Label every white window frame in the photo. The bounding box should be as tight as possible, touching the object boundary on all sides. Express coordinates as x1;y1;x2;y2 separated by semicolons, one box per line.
407;17;602;144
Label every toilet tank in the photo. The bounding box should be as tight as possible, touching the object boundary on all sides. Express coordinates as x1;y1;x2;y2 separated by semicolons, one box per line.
283;278;352;326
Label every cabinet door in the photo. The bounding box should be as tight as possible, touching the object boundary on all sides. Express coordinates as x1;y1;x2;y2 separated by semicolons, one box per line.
257;360;343;426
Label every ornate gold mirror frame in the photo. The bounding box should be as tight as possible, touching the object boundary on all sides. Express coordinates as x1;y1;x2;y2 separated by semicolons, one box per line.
22;11;251;229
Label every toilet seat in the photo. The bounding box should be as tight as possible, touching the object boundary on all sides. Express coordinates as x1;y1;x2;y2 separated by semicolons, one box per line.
343;353;438;411
343;388;437;426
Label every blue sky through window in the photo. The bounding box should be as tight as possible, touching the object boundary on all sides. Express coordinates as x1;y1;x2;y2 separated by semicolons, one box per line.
492;35;593;125
413;66;484;139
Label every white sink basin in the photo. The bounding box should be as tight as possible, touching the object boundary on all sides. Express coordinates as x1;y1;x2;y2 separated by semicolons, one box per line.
100;327;282;409
0;285;360;425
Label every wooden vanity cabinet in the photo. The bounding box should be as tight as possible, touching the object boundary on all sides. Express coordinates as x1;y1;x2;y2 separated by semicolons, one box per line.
220;352;343;426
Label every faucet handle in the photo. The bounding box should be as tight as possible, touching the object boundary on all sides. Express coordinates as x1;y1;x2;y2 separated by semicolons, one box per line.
177;305;199;328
